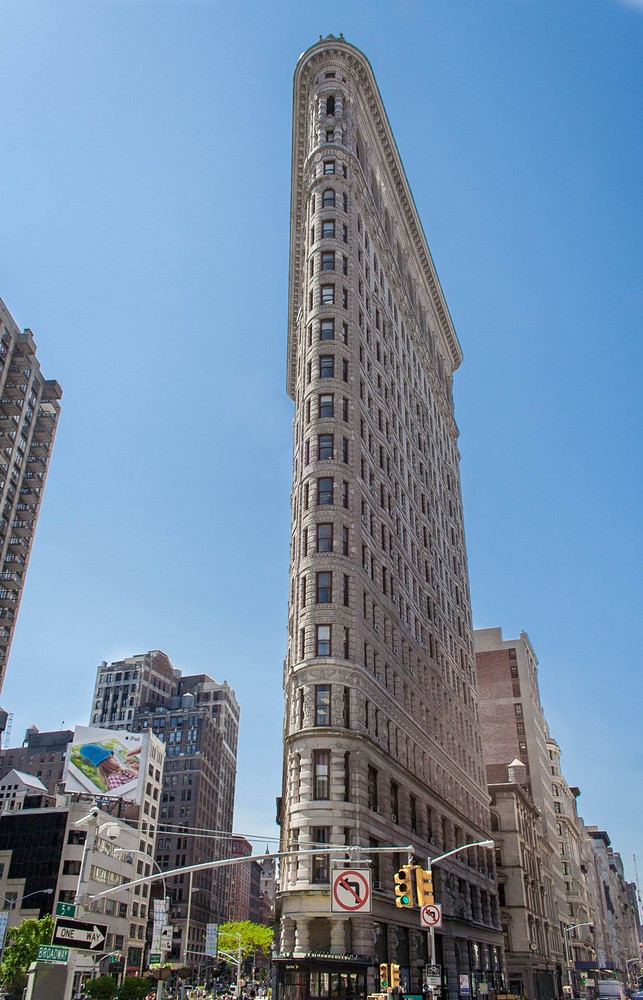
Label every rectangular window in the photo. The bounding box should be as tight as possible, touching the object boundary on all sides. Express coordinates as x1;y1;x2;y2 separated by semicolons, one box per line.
313;750;330;799
342;526;349;555
315;685;331;726
321;284;335;305
323;160;335;174
390;781;399;823
302;528;308;556
316;571;332;603
368;765;378;810
342;359;349;382
343;687;351;728
341;397;349;421
515;703;523;716
342;255;348;275
317;477;334;504
342;481;349;509
319;354;334;378
316;624;331;656
317;523;333;552
343;574;350;607
321;251;335;271
343;626;350;659
322;220;336;239
320;318;334;340
322;189;335;208
311;826;330;882
410;795;418;834
342;287;349;309
318;434;334;460
319;393;334;418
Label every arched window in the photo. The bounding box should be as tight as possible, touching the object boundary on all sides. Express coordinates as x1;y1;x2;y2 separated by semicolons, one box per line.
322;188;335;208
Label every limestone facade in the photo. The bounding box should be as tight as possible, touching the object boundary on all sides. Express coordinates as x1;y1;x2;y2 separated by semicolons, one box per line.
278;35;502;1000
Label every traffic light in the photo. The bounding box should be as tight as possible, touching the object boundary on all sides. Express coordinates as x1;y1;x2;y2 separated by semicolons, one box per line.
380;964;389;990
394;865;414;908
390;964;401;989
415;867;434;906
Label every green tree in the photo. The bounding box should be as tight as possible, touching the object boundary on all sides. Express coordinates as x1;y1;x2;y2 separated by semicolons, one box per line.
117;976;153;999
0;915;54;999
85;976;119;1000
217;921;273;961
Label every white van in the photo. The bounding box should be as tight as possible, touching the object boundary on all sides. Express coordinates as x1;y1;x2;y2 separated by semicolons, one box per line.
597;981;626;1000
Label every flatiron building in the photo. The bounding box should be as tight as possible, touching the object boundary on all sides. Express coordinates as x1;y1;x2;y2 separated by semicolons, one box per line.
276;35;503;1000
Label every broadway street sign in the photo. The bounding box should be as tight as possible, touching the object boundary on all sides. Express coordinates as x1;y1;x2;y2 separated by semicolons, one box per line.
37;945;70;964
53;917;108;951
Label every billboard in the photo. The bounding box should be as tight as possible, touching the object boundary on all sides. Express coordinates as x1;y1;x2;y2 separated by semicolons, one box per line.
63;726;147;802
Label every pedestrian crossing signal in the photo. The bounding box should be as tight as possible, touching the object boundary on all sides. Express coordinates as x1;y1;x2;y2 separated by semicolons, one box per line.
394;866;413;908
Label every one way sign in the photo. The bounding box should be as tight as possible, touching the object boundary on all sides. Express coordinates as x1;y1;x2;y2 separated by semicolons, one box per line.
53;917;108;951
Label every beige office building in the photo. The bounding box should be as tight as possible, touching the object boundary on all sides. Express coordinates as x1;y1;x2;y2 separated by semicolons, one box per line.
277;35;502;1000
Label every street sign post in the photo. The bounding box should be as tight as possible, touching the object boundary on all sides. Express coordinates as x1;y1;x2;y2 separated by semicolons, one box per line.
37;945;69;964
55;902;77;919
53;917;108;951
150;952;162;964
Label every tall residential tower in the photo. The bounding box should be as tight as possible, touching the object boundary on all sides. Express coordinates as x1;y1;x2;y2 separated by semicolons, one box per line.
277;36;502;1000
0;299;61;704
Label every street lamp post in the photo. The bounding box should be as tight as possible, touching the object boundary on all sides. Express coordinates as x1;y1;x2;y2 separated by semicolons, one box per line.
563;922;594;994
424;840;495;966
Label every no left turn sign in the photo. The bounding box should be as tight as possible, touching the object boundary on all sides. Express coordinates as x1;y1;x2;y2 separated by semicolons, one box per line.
420;903;442;928
331;868;372;913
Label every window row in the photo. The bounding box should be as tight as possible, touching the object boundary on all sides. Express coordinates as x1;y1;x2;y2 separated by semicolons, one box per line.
310;219;348;244
303;434;350;464
301;522;349;556
304;393;349;423
302;478;349;508
299;570;350;607
309;284;350;310
306;354;349;382
299;623;350;660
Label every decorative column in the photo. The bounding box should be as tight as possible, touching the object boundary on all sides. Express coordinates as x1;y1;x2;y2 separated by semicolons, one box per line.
330;919;346;954
294;918;310;955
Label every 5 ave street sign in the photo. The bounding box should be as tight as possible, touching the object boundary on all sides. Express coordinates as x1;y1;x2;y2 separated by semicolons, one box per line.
53;917;108;951
55;902;77;919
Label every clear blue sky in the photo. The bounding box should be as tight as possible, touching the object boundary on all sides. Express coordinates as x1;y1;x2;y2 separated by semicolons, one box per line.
1;0;641;879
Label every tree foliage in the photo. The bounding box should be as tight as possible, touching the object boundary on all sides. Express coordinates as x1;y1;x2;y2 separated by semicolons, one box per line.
117;976;153;999
217;921;273;960
85;976;119;1000
0;914;54;990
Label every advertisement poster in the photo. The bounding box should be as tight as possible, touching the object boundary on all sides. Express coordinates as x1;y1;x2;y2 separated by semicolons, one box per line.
63;726;147;802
